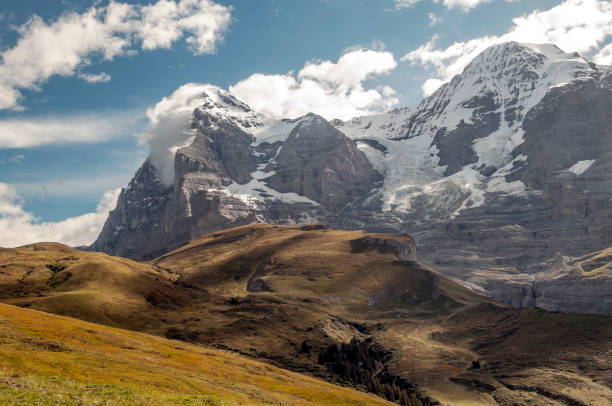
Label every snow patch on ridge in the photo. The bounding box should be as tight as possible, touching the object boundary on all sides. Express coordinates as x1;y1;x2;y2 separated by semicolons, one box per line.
568;160;595;176
250;115;315;145
224;167;319;207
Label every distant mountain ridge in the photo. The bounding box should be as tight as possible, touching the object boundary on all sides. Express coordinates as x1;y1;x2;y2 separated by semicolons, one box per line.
91;42;612;314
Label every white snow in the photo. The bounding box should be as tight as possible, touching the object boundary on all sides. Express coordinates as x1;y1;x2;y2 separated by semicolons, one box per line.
193;84;266;133
226;177;319;206
568;160;595;176
221;166;318;207
251;117;305;145
335;42;598;218
448;167;486;217
250;114;326;145
486;177;526;195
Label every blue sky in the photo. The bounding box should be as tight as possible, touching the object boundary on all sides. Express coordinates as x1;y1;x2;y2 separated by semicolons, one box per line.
0;0;610;246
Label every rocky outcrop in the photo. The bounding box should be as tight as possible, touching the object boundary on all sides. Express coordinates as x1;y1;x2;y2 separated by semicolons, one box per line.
350;235;416;262
266;114;382;211
90;160;174;259
473;252;612;314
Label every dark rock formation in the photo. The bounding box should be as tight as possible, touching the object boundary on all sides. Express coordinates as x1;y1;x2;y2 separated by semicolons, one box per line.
266;114;382;211
350;235;416;262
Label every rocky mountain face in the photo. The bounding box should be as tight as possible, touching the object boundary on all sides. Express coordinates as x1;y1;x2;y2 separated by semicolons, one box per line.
91;42;612;314
92;91;381;259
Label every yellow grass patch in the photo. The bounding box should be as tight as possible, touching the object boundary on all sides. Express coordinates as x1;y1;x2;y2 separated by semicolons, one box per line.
0;303;391;405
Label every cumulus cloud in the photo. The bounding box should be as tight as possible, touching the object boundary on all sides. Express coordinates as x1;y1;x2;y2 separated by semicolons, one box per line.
594;42;612;65
0;0;232;110
138;0;231;54
0;112;144;149
230;49;399;121
421;78;446;97
0;183;120;247
403;0;612;96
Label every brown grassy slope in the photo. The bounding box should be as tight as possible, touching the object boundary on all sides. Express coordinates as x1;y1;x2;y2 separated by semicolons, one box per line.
0;242;183;330
1;224;611;405
154;225;612;405
0;302;393;405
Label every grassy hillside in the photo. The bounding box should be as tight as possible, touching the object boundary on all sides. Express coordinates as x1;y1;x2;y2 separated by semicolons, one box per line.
0;302;392;405
0;242;182;330
1;224;611;405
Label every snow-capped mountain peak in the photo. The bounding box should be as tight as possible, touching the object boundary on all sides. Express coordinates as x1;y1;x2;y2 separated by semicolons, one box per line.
334;42;611;216
191;85;266;132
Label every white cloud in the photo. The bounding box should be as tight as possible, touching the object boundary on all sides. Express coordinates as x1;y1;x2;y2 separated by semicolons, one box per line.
229;49;399;121
421;78;446;97
393;0;511;11
0;0;232;110
428;12;441;26
594;42;612;65
393;0;421;9
77;72;111;83
8;154;24;164
139;0;232;54
137;82;208;185
439;0;493;11
0;112;144;148
0;183;120;247
403;0;612;95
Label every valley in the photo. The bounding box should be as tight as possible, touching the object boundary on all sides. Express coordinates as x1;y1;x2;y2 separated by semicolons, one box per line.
2;225;610;405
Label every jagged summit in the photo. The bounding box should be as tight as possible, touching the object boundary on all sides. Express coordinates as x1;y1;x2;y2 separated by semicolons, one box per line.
190;84;265;132
462;42;586;75
339;42;607;139
92;95;380;258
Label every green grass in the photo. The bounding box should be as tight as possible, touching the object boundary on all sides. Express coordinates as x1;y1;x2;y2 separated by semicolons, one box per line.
0;371;225;406
0;303;392;406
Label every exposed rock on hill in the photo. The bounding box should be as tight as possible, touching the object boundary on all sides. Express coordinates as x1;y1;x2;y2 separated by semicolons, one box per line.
350;234;417;262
